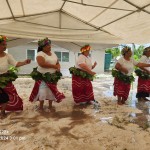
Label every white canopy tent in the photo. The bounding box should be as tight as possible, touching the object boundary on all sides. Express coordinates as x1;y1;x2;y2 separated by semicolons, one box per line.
0;0;150;45
7;37;117;51
52;41;117;52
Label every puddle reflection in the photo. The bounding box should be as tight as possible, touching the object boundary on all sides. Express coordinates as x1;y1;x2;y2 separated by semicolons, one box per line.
103;89;150;128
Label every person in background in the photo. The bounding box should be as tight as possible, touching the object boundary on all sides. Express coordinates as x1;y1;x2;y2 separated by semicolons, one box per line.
113;46;150;105
70;44;99;106
0;35;31;118
136;46;150;101
29;37;65;111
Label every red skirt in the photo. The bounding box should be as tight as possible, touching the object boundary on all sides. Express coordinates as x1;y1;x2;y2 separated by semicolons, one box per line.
0;82;23;111
113;77;131;100
136;77;150;98
29;80;65;103
137;77;150;93
72;75;94;103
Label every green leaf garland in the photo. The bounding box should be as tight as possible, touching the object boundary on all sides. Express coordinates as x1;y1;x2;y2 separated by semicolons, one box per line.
69;67;94;81
135;69;150;79
30;67;62;84
0;67;18;88
112;69;135;84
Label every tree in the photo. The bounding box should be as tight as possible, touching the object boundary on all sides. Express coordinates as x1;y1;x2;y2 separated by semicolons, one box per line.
105;47;120;60
120;44;144;61
133;45;144;61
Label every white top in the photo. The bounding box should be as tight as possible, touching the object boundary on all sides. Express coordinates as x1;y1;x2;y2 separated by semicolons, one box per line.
139;55;150;71
117;57;138;75
0;53;17;74
37;51;58;74
75;54;92;70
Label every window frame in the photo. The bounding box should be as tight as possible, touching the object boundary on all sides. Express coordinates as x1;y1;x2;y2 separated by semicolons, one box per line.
26;49;37;61
62;51;69;62
54;51;69;62
54;51;61;62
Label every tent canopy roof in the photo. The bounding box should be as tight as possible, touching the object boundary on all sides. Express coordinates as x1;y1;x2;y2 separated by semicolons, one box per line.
1;0;150;44
7;37;117;51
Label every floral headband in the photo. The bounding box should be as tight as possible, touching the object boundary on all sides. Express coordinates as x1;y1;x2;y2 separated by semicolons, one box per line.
0;35;8;43
38;37;51;47
80;45;91;53
121;46;131;55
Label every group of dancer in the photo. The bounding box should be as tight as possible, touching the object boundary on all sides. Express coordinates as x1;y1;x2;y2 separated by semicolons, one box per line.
0;35;150;119
0;36;98;119
114;46;150;105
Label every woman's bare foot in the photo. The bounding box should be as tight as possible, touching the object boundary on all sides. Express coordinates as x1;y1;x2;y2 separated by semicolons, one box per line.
121;99;126;104
138;97;149;102
0;111;7;119
37;107;44;112
48;106;56;112
117;100;123;105
143;97;149;101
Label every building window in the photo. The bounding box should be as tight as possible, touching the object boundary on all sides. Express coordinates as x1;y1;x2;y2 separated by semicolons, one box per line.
27;49;36;61
54;51;69;62
62;52;69;62
54;51;61;61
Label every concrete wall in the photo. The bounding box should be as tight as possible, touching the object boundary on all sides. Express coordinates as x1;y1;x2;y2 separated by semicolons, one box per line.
91;50;105;74
8;43;37;74
8;43;105;76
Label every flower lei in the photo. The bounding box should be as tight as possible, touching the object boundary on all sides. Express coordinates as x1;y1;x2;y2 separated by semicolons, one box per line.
69;67;95;81
0;35;8;42
0;67;18;88
38;37;51;47
135;69;150;79
112;69;135;83
30;67;62;84
80;45;91;53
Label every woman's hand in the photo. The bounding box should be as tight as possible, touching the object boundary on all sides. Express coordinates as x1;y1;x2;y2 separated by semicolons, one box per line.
16;59;31;67
141;69;150;74
92;61;97;69
24;59;31;65
121;68;128;74
56;64;60;71
90;71;96;76
115;62;128;74
54;64;60;71
79;63;96;75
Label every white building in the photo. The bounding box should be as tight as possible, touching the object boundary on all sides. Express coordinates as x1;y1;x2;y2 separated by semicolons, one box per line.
8;42;107;76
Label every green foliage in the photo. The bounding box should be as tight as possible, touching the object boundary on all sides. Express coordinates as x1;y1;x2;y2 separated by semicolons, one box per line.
133;44;144;61
112;69;135;84
0;67;18;88
9;66;19;73
106;45;144;61
135;69;150;79
105;47;120;59
30;67;62;84
69;67;95;81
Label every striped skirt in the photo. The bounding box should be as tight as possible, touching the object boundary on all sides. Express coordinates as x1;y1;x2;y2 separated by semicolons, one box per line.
136;77;150;98
29;80;65;103
72;75;94;103
0;82;23;111
113;77;131;100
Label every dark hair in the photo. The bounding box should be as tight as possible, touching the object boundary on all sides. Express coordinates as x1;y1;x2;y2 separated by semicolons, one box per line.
121;46;131;56
143;46;150;55
37;43;51;52
37;46;43;52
